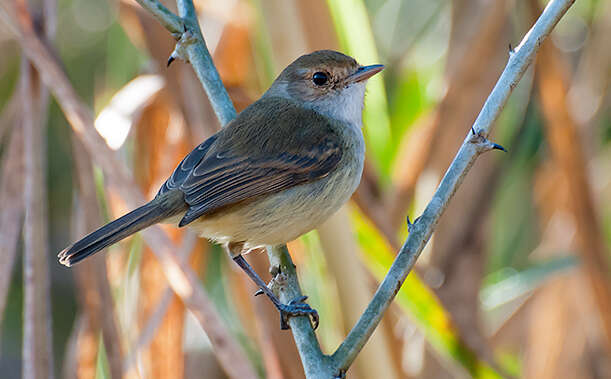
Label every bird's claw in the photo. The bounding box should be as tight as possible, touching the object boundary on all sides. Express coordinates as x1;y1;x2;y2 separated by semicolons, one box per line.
278;295;319;330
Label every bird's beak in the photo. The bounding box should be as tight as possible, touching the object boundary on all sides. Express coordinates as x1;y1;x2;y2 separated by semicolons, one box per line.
348;64;384;83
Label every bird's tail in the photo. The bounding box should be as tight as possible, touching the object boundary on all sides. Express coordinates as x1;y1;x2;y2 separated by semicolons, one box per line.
59;194;184;267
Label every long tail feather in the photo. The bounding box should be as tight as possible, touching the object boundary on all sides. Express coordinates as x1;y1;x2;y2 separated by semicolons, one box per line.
59;196;182;267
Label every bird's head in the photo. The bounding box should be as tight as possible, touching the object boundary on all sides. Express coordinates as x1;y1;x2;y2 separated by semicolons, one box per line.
265;50;383;126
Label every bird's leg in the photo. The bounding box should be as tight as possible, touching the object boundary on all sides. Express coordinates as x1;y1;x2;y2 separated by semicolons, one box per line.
232;254;319;330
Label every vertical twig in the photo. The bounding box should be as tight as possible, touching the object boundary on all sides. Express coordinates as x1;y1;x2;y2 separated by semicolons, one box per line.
533;7;611;353
22;56;54;379
22;0;56;375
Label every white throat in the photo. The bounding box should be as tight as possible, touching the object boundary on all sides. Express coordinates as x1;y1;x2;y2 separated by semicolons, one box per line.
308;83;366;128
264;81;367;129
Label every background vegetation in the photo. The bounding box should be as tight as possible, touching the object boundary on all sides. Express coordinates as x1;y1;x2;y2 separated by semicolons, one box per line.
0;0;610;378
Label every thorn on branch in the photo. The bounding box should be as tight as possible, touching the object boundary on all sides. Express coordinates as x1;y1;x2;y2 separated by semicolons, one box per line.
508;43;515;56
491;142;507;152
167;55;176;67
167;25;195;68
406;215;420;234
469;129;507;153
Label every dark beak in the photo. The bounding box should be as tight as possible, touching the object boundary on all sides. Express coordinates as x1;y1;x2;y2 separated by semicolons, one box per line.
348;64;384;83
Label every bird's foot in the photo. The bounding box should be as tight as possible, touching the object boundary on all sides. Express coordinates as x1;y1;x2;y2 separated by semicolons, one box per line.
277;295;319;330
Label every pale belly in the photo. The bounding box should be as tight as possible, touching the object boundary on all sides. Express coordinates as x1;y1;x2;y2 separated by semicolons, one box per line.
184;159;362;250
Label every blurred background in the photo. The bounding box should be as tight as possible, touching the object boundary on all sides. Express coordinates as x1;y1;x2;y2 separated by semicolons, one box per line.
0;0;610;378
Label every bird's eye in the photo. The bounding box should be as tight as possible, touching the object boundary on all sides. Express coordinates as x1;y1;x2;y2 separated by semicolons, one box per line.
312;72;328;86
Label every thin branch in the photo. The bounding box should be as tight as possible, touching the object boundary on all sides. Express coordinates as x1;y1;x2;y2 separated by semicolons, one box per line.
173;0;237;125
331;0;576;372
135;0;237;124
135;0;182;36
3;3;257;379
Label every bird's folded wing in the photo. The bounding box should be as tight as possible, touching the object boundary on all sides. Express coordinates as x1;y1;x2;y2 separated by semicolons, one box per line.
175;137;342;226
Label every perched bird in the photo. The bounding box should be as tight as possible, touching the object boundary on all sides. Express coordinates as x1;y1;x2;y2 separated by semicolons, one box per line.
59;50;383;328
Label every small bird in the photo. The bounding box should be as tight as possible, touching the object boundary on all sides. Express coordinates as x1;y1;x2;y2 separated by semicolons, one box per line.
59;50;383;329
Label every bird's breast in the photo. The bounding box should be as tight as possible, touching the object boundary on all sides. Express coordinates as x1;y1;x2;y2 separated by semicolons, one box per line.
186;123;365;249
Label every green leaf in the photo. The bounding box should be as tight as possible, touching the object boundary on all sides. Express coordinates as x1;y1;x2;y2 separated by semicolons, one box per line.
326;0;393;177
126;234;143;278
350;207;504;379
95;335;111;379
481;256;578;310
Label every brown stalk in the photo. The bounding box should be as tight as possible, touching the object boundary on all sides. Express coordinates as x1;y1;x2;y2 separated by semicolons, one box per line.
524;163;587;378
533;9;611;353
4;3;257;378
21;55;54;379
71;139;123;378
0;113;24;325
21;1;55;374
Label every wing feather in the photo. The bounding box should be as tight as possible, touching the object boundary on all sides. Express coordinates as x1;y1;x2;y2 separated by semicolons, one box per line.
177;138;341;226
155;97;345;228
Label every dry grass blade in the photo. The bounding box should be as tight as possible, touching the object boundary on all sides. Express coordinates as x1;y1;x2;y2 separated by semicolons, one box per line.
3;3;257;378
124;232;197;375
71;139;123;378
533;7;611;353
21;56;54;379
0;116;24;325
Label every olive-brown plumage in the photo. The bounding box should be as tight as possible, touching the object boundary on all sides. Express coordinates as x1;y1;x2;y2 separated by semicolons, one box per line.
59;50;383;328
